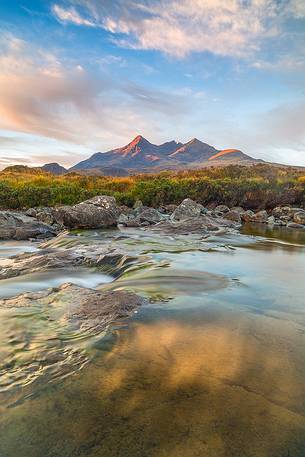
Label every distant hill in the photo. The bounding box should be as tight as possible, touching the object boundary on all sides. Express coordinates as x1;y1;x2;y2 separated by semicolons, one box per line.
69;135;259;175
41;163;67;175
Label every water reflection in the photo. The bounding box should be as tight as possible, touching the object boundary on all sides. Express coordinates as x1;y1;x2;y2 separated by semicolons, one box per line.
1;226;305;457
1;307;305;457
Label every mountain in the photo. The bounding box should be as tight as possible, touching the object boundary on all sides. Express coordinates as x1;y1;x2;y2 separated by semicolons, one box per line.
208;149;251;162
169;138;218;162
42;163;67;175
70;135;183;172
69;135;258;175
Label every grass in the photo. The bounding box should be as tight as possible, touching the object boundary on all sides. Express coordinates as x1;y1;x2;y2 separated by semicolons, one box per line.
0;164;304;210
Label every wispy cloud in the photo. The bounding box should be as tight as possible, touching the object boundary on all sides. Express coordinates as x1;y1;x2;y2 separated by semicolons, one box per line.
50;0;304;60
0;34;190;148
52;4;95;26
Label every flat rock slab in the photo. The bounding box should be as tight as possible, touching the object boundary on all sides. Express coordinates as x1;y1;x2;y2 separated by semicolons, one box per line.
150;215;239;235
0;246;139;280
0;211;56;240
0;283;145;333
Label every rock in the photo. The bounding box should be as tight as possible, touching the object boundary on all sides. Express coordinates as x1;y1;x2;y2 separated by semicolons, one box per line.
231;206;245;214
241;210;255;222
133;200;144;216
267;216;275;225
251;210;268;223
293;211;305;225
279;216;291;224
0;283;145;334
224;210;241;223
160;204;177;214
0;211;56;240
214;205;230;214
133;200;143;210
118;213;130;224
242;210;268;224
0;249;80;279
138;208;164;224
0;239;140;280
118;205;134;216
287;222;305;230
25;208;37;217
272;206;291;218
171;199;205;221
52;195;119;229
151;214;239;235
36;210;55;225
272;206;304;219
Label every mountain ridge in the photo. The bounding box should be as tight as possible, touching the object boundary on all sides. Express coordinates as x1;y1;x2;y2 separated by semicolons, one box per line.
68;135;258;175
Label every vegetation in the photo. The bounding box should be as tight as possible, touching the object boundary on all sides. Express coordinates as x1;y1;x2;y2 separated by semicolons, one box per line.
0;164;304;210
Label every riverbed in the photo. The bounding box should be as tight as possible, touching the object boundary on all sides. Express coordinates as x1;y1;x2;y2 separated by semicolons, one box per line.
0;224;305;457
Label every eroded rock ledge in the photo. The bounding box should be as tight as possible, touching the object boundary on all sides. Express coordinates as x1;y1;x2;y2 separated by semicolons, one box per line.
0;283;145;334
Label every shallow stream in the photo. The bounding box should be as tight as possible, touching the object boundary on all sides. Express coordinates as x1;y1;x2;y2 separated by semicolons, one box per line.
0;224;305;457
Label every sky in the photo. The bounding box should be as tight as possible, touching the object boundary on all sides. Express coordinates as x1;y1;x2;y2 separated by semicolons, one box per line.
0;0;305;169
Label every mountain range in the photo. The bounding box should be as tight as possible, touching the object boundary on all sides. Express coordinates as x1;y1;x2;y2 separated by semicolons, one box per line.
9;135;261;176
68;135;258;175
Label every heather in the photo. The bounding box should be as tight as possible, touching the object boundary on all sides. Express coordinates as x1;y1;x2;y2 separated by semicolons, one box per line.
0;164;304;210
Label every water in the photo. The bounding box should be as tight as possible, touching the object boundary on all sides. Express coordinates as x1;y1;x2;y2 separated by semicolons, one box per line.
0;225;305;456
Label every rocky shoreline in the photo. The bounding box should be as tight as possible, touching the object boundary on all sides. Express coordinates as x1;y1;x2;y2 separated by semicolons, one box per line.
1;195;304;241
0;195;304;338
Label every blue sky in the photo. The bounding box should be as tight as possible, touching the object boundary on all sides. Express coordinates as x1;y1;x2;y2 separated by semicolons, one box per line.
0;0;304;168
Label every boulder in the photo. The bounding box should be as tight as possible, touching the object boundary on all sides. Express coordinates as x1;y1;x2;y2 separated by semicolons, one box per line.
241;210;255;222
267;216;275;225
171;199;206;221
160;204;177;214
36;209;55;225
250;210;268;223
272;206;291;218
52;195;119;229
118;205;134;216
287;222;305;230
293;211;305;225
138;208;164;224
133;200;143;210
152;214;239;235
272;206;304;219
214;205;230;214
0;211;56;240
224;210;241;223
242;210;268;224
231;206;245;214
25;208;37;218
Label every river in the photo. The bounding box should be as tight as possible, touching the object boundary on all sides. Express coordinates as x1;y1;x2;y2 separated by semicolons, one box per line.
0;224;305;457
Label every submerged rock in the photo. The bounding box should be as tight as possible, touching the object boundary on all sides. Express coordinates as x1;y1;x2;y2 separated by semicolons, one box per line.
0;211;56;240
0;249;81;279
0;283;145;333
0;242;140;280
287;222;305;230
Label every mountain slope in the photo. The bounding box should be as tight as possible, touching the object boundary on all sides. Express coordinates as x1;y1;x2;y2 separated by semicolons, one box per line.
208;149;253;162
42;163;67;175
70;135;257;174
169;138;218;162
70;135;182;171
